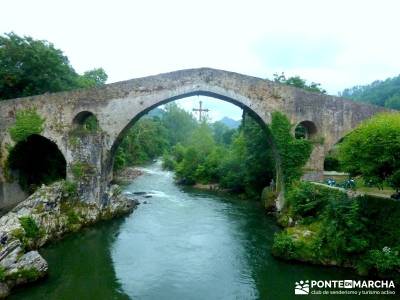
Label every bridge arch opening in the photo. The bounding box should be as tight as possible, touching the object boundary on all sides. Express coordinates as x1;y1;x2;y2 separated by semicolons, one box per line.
294;120;318;140
7;134;66;194
108;92;283;197
72;111;99;132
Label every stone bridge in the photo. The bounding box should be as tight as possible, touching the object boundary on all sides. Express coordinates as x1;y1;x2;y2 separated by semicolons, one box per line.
0;68;387;209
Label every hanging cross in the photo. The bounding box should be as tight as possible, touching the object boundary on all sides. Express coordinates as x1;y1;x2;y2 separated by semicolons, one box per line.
192;100;210;121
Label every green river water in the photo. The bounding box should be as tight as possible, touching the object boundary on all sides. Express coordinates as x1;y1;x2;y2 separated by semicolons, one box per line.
9;162;394;299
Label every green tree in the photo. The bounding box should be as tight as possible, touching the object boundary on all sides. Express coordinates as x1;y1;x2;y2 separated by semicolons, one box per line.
212;121;236;145
273;72;326;94
160;103;197;146
338;113;400;191
77;68;108;88
175;122;217;184
219;132;247;191
340;75;400;110
384;94;400;110
0;32;106;100
114;117;168;170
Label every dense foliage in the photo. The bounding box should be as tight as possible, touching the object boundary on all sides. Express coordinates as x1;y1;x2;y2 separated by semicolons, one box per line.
114;103;196;171
160;103;197;146
166;114;276;198
273;182;400;278
115;105;314;199
114;117;169;170
340;74;400;109
0;32;107;100
114;104;278;198
270;112;313;186
338;113;400;191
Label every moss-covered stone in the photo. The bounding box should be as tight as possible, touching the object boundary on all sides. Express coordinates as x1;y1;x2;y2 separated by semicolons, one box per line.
70;162;95;179
261;187;278;211
5;268;41;282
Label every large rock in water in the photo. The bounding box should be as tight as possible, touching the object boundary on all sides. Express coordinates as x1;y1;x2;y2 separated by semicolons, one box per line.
0;181;137;298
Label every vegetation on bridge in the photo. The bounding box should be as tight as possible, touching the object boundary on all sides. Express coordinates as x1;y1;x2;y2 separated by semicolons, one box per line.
9;108;45;142
272;72;326;94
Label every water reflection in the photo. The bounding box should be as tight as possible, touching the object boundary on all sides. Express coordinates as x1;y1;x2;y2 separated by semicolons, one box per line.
10;219;130;300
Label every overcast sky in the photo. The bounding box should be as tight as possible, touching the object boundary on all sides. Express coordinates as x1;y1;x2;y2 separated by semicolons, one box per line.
2;0;399;120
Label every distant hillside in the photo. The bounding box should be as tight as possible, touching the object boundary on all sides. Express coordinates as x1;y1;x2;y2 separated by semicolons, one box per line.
340;74;400;110
219;117;240;129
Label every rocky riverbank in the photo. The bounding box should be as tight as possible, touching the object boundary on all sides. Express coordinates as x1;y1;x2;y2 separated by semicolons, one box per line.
0;181;137;298
192;183;229;192
113;167;144;185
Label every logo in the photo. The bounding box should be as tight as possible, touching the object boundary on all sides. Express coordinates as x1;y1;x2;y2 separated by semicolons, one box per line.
295;280;310;295
294;279;396;296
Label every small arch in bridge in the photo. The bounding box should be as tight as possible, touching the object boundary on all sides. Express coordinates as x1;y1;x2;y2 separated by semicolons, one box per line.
294;120;318;140
7;134;66;194
72;111;99;132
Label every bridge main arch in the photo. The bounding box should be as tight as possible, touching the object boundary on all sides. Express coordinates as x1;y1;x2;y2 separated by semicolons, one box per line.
104;88;284;205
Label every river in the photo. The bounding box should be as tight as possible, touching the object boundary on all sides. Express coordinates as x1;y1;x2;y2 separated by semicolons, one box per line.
10;162;390;299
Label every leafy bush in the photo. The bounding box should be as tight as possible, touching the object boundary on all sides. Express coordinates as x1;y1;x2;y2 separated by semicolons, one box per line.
19;216;41;239
286;182;330;218
9;109;45;142
320;197;369;260
66;209;80;225
338;113;400;191
161;153;175;170
70;162;94;179
365;247;400;273
272;231;297;259
62;180;78;197
0;266;6;281
358;195;400;249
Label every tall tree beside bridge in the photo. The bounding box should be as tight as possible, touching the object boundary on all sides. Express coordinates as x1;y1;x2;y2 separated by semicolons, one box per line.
0;32;107;100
